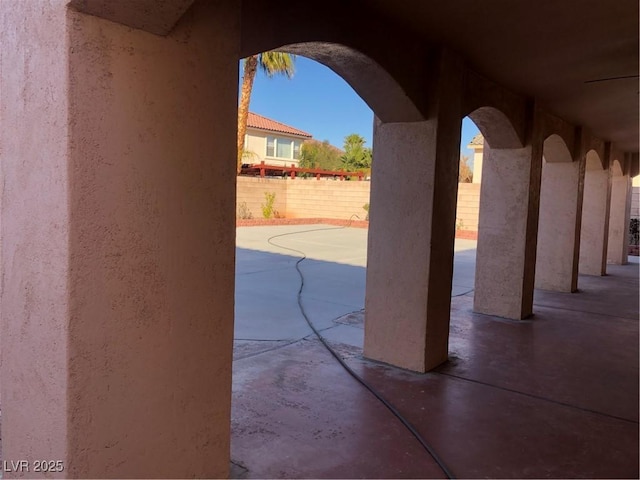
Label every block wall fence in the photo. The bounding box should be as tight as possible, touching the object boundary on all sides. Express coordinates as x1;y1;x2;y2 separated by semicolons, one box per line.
237;176;482;232
631;186;639;219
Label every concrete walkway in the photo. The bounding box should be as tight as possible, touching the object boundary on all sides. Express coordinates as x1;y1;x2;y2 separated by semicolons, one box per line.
235;225;477;349
232;225;639;479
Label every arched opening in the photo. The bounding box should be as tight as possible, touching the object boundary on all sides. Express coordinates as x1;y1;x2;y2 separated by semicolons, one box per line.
543;134;573;164
586;149;605;171
233;54;374;354
535;133;581;292
280;42;424;123
468;106;524;150
232;43;436;478
463;105;540;320
449;117;482;309
611;158;624;177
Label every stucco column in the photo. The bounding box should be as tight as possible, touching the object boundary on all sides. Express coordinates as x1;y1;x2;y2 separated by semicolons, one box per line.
1;2;71;472
607;174;632;264
364;53;463;373
535;159;583;291
1;1;238;478
579;161;611;275
474;137;543;319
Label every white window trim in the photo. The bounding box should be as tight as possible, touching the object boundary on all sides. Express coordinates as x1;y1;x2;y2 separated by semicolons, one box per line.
265;135;302;161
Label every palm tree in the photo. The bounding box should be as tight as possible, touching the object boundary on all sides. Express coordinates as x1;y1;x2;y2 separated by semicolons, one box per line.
237;52;296;174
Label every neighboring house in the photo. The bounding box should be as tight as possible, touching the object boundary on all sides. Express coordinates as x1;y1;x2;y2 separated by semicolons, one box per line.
467;133;484;184
244;112;312;168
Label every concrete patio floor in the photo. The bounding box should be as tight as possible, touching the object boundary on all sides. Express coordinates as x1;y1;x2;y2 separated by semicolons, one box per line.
232;225;639;479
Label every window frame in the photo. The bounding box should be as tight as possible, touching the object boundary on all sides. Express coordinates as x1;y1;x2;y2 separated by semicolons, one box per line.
265;135;303;161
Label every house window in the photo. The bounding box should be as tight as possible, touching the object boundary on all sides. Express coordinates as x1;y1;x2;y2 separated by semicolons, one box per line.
276;139;292;159
266;136;275;157
266;136;303;160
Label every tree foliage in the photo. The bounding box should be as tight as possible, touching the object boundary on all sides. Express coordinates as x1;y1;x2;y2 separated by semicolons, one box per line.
237;52;296;174
299;139;343;171
459;155;473;183
341;134;372;172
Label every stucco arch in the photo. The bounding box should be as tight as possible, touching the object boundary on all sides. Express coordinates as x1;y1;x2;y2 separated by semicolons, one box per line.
610;158;624;176
467;106;523;149
630;153;640;177
586;150;604;171
278;42;424;123
543;134;573;163
239;0;436;123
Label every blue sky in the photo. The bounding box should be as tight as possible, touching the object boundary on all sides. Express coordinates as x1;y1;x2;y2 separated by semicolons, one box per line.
241;56;479;159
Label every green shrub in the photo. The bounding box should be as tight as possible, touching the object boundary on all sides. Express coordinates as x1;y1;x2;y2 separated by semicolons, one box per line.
362;203;370;221
261;192;277;219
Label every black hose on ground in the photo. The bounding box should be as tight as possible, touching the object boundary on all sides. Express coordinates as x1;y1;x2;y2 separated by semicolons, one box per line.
266;221;456;480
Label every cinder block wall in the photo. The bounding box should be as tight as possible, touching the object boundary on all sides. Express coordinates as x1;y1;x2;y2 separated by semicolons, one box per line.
286;179;370;220
236;177;287;219
456;183;481;231
236;176;481;230
631;186;639;219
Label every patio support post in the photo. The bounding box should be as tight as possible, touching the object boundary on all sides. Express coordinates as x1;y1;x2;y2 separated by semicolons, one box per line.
535;156;583;292
607;173;632;265
579;148;612;275
0;1;239;477
473;109;544;319
364;51;463;373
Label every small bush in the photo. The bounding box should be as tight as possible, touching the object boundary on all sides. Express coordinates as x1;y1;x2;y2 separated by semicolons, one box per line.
261;192;277;219
237;202;253;219
363;203;369;221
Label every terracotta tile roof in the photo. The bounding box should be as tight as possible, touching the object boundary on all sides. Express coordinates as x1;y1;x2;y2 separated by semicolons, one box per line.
468;133;484;146
247;112;312;138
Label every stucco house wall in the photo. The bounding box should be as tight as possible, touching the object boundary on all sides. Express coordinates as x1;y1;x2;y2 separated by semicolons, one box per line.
244;128;306;168
243;112;312;168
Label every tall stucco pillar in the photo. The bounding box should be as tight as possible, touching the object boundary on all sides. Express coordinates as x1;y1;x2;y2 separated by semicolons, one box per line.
579;158;611;275
364;54;463;373
1;2;71;472
474;137;543;319
1;1;238;478
607;174;632;264
535;159;583;291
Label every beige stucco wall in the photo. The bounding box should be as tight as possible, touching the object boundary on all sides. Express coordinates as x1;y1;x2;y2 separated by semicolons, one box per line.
472;147;484;184
535;160;581;291
1;0;71;469
237;177;480;225
66;4;238;477
1;1;238;478
474;141;543;320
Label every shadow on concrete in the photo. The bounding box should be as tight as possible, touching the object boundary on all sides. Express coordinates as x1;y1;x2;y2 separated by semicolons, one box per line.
232;234;639;479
